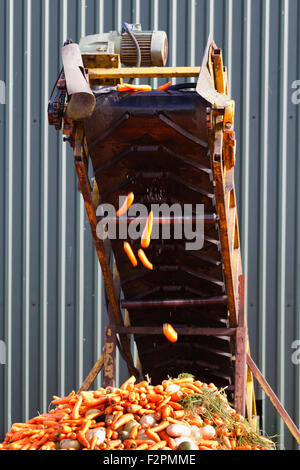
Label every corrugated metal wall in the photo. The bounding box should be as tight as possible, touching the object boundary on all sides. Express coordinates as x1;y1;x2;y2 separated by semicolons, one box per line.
0;0;299;450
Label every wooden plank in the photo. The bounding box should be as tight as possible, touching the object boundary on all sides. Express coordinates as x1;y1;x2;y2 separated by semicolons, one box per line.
121;296;228;309
115;326;237;336
212;49;226;94
247;354;300;445
78;354;104;393
210;126;238;327
234;275;247;416
103;324;116;388
88;66;200;79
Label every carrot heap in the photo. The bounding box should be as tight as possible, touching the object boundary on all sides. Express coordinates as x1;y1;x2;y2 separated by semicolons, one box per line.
0;374;275;451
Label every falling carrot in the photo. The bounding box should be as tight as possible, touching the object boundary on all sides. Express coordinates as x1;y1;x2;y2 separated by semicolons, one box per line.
117;192;134;217
117;84;152;93
157;81;172;91
138;249;153;270
141;211;153;249
123;242;138;267
163;323;178;343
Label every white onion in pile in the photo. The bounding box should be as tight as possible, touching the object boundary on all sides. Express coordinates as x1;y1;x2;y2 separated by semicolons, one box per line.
200;425;216;440
139;414;156;427
86;427;106;445
166;423;191;437
165;384;181;394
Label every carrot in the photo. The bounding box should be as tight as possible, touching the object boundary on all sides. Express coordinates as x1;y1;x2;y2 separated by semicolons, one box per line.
230;438;236;449
127;404;142;413
123;242;138;267
106;427;114;439
117;84;152;93
77;430;90;449
148;394;164;403
173;377;195;384
172;410;185;419
71;396;83;420
107;439;122;448
161;404;172;419
158;430;169;441
120;376;136;390
136;443;149;450
203;418;214;425
157;81;172;91
156;395;171;410
129;424;140;440
214;417;224;426
223;436;232;449
167;417;187;425
145;429;161;443
51;392;76;405
167;437;177;450
112;410;123;425
149;440;167;450
198;439;219;448
163;323;178;343
9;438;31;450
137;249;153;270
112;413;135;430
117;192;135;217
236;444;252;450
141;211;153;248
169;395;184;405
151;421;170;433
123;439;138;449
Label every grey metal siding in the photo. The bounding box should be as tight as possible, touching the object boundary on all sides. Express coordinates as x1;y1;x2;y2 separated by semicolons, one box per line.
0;0;299;450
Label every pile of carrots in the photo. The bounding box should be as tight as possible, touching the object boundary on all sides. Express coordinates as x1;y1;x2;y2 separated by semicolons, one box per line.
0;374;275;451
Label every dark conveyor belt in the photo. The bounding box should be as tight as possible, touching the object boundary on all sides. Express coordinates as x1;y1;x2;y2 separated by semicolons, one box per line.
84;88;235;400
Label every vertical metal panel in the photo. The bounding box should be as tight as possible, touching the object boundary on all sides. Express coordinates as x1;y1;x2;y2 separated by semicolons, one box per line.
1;0;300;450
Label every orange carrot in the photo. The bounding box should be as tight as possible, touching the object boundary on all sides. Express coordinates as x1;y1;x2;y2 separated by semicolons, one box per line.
71;396;83;420
123;439;138;449
145;429;161;443
137;249;153;270
117;192;134;217
149;440;167;450
167;437;177;450
112;413;134;430
230;438;236;449
157;81;172;91
156;396;171;410
172;410;185;419
112;411;123;425
123;242;138;267
169;400;184;409
127;404;142;413
148;394;164;403
236;444;252;450
151;421;170;433
129;424;140;440
163;323;178;343
223;435;232;449
117;84;152;93
161;404;172;419
120;376;136;390
136;443;149;450
141;211;153;248
107;439;122;448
